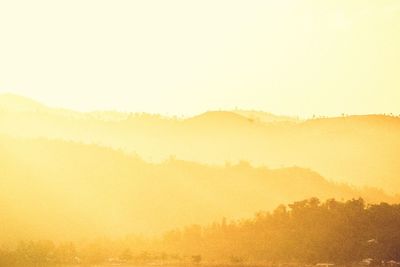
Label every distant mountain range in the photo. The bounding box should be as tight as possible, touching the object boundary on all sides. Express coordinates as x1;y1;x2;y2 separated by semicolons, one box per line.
1;93;400;192
0;135;396;242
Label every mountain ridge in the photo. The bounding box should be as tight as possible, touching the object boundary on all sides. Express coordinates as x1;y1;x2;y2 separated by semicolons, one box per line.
0;134;397;242
1;93;400;192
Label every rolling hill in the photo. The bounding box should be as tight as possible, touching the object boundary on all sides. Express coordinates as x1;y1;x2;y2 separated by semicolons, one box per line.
0;135;397;243
1;94;399;192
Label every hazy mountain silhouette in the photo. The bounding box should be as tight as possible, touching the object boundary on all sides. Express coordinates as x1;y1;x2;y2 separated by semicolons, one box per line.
0;135;397;243
0;93;46;112
1;94;400;192
232;109;301;123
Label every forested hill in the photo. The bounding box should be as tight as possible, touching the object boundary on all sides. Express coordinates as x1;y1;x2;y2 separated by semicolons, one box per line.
0;135;397;242
160;198;400;263
1;198;400;265
1;94;400;192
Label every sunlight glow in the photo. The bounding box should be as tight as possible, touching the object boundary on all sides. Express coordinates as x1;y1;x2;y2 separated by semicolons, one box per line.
0;0;399;116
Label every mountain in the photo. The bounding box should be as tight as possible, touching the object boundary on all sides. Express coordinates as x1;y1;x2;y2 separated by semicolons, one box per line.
0;135;396;243
231;109;301;123
0;93;46;112
1;94;400;192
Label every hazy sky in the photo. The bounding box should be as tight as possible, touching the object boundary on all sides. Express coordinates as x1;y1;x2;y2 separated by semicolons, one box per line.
0;0;399;117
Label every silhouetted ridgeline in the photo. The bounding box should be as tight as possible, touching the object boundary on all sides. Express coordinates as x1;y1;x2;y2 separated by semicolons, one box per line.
1;94;400;266
1;94;400;192
0;135;398;243
1;198;400;266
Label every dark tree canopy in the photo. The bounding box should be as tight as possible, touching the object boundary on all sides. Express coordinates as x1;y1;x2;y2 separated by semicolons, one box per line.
2;198;400;266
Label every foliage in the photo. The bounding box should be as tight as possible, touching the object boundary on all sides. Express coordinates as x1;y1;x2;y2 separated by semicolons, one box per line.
160;198;400;263
2;198;400;266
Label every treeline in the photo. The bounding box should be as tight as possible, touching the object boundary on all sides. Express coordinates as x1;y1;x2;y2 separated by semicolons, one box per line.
164;198;400;263
0;240;180;266
160;198;400;263
2;198;400;266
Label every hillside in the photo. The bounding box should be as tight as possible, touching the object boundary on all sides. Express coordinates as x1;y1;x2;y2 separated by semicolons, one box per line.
1;94;400;192
0;135;396;243
232;109;301;123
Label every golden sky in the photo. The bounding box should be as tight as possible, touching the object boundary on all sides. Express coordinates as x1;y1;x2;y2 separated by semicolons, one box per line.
0;0;399;117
